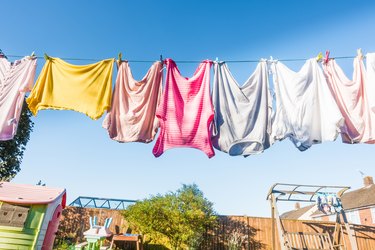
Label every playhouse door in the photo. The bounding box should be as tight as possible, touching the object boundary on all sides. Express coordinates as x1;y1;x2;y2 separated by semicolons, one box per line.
42;204;62;250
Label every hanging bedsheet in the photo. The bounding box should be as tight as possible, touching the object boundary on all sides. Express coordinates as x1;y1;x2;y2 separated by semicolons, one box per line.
153;59;214;158
367;53;375;112
271;58;343;151
0;56;37;140
27;55;114;120
212;61;272;156
323;54;375;143
103;61;163;143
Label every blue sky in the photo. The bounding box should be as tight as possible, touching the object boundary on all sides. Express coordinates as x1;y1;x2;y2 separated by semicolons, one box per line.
2;1;375;216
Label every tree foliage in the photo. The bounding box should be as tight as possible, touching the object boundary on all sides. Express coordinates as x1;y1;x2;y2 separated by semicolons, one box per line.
0;100;34;180
123;184;217;250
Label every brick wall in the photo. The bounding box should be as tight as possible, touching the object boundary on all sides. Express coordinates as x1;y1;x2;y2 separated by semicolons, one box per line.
317;207;375;226
359;208;375;226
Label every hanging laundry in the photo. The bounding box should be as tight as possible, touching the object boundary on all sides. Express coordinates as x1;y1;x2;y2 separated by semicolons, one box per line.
0;56;37;140
366;53;375;112
27;55;114;120
102;61;163;143
271;59;343;151
212;61;272;156
153;59;214;158
316;193;343;215
323;54;375;143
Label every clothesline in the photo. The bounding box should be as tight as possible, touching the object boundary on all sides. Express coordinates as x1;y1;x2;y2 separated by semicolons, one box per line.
2;50;375;157
5;54;359;63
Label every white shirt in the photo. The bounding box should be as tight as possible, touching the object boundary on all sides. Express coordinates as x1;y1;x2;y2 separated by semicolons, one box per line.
271;59;343;150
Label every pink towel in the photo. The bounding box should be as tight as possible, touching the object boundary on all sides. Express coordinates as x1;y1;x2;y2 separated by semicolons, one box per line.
153;59;215;158
103;61;163;143
0;56;37;141
323;56;375;143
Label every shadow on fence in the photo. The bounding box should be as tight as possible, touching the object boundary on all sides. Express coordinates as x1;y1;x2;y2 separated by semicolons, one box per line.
200;216;264;250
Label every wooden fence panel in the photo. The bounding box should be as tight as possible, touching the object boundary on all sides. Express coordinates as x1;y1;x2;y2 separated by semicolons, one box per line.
57;207;126;244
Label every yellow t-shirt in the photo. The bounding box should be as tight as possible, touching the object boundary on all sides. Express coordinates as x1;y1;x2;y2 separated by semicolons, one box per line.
27;56;114;120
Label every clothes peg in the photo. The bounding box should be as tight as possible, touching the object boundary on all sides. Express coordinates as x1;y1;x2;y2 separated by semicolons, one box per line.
215;57;219;63
324;50;330;64
160;54;163;64
44;53;51;60
29;51;36;59
0;49;7;59
118;52;122;63
316;52;323;62
357;48;363;59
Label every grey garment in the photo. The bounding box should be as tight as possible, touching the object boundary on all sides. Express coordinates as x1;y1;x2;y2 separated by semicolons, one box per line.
212;61;273;156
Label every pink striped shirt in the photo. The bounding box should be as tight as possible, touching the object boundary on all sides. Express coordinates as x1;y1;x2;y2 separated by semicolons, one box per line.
153;59;215;158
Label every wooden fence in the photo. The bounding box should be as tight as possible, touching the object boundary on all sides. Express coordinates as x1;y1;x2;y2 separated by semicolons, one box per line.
56;207;375;249
204;216;375;249
57;207;127;244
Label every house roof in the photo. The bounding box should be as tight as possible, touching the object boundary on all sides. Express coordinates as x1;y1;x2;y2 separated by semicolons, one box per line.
340;184;375;210
0;182;66;205
283;184;375;219
281;204;315;219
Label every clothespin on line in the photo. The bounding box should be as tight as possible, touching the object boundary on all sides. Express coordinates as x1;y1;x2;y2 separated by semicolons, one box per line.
316;52;323;62
267;56;276;75
118;52;122;63
324;51;330;64
44;53;51;60
357;48;364;60
160;54;166;72
0;49;7;59
269;56;276;63
215;57;219;63
29;51;36;59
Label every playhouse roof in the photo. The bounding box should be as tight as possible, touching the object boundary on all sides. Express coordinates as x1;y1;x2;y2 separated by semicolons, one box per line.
0;182;66;205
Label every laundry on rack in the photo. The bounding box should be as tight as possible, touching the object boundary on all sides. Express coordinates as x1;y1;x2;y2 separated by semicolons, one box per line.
211;61;272;156
323;54;375;143
103;61;163;143
0;56;37;140
271;58;343;151
316;193;343;214
152;59;215;158
27;55;114;120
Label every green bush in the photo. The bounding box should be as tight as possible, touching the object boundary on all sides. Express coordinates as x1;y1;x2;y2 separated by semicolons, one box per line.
123;184;217;250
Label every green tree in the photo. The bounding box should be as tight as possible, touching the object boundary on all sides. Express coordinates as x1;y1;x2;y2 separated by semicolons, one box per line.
0;100;34;180
123;184;217;250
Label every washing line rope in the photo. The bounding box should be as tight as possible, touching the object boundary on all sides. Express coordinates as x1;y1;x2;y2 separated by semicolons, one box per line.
5;54;359;63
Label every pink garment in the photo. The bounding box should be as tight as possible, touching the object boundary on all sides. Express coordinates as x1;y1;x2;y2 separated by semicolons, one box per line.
103;61;163;142
0;56;37;140
153;59;215;158
323;56;375;143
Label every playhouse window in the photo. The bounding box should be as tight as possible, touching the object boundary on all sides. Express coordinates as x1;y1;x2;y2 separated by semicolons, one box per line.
0;202;30;228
